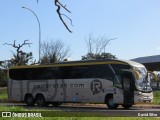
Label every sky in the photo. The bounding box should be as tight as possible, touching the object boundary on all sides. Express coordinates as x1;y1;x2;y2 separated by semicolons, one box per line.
0;0;160;61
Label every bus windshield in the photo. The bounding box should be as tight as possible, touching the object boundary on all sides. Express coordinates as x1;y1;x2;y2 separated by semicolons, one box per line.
133;67;152;92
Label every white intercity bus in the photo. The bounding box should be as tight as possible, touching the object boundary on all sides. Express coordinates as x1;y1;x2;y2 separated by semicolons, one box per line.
8;59;153;109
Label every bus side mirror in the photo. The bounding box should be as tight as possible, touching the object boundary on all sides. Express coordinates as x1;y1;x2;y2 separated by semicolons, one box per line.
148;71;157;81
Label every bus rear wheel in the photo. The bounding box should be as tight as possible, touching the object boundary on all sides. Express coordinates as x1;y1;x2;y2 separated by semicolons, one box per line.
52;102;62;107
35;94;46;107
106;95;118;109
25;94;35;106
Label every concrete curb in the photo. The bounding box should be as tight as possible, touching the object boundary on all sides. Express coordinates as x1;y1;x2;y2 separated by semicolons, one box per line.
1;103;160;109
133;105;160;109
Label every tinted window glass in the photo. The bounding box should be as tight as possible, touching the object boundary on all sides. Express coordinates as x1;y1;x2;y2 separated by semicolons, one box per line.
9;67;58;80
59;64;114;80
114;75;122;89
9;69;29;80
59;66;72;79
111;64;130;74
70;66;88;79
85;65;114;80
9;64;116;80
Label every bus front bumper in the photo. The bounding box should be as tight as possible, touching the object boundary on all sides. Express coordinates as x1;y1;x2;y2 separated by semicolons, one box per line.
134;92;153;103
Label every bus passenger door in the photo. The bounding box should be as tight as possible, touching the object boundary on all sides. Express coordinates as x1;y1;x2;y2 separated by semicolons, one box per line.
121;71;134;105
113;75;123;104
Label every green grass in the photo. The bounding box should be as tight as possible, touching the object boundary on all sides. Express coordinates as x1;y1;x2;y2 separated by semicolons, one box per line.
0;117;158;120
0;105;24;111
0;105;159;120
152;91;160;104
0;87;8;103
1;118;160;120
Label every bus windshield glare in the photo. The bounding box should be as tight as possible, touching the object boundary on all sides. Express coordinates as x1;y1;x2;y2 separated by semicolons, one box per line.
133;67;152;92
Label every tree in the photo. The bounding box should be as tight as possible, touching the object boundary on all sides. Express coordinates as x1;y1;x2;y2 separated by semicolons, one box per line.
0;61;8;87
40;40;70;64
82;34;117;60
82;52;117;60
0;60;12;69
4;40;33;66
0;69;7;87
36;0;72;33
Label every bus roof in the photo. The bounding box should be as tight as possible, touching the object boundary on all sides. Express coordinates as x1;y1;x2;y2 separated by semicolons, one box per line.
9;59;142;69
124;60;145;68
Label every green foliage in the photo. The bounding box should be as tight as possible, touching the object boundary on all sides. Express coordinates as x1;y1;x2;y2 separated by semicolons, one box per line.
0;87;8;102
11;51;33;66
4;40;33;66
40;53;57;64
0;70;7;87
152;91;160;104
82;52;117;60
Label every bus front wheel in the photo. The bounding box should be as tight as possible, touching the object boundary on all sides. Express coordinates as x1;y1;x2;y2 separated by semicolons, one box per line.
35;94;46;107
24;94;35;106
106;95;118;109
122;104;132;109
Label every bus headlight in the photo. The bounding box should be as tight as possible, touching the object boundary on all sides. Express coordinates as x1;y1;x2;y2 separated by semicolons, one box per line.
138;92;142;95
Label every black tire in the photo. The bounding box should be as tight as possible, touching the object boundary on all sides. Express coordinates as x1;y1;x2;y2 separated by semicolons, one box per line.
45;102;50;106
24;94;35;106
52;102;62;107
106;95;118;109
35;94;46;107
122;104;132;109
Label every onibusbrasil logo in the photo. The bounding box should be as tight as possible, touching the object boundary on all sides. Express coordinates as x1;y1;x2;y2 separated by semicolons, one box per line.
90;79;102;95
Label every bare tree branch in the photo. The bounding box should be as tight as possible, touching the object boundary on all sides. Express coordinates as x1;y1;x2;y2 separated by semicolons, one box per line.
36;0;72;32
85;34;94;54
3;40;16;48
20;40;32;48
57;0;71;13
102;38;116;53
85;34;116;54
55;0;72;33
4;40;33;66
41;40;70;63
4;40;32;48
61;14;73;26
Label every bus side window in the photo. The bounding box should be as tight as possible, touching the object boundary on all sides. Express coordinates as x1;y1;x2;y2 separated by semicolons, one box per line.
45;70;53;79
114;75;122;89
70;66;88;79
84;65;114;80
45;67;58;79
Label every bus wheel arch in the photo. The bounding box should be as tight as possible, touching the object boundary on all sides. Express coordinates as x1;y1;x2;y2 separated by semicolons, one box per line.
35;93;46;107
24;93;35;106
105;94;118;109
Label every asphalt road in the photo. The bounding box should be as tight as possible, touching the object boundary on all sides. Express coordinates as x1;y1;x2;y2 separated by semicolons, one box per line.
1;103;160;117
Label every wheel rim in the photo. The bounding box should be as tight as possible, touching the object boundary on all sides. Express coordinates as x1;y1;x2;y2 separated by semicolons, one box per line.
36;95;45;106
27;97;32;103
38;99;43;105
108;98;114;107
25;95;34;106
